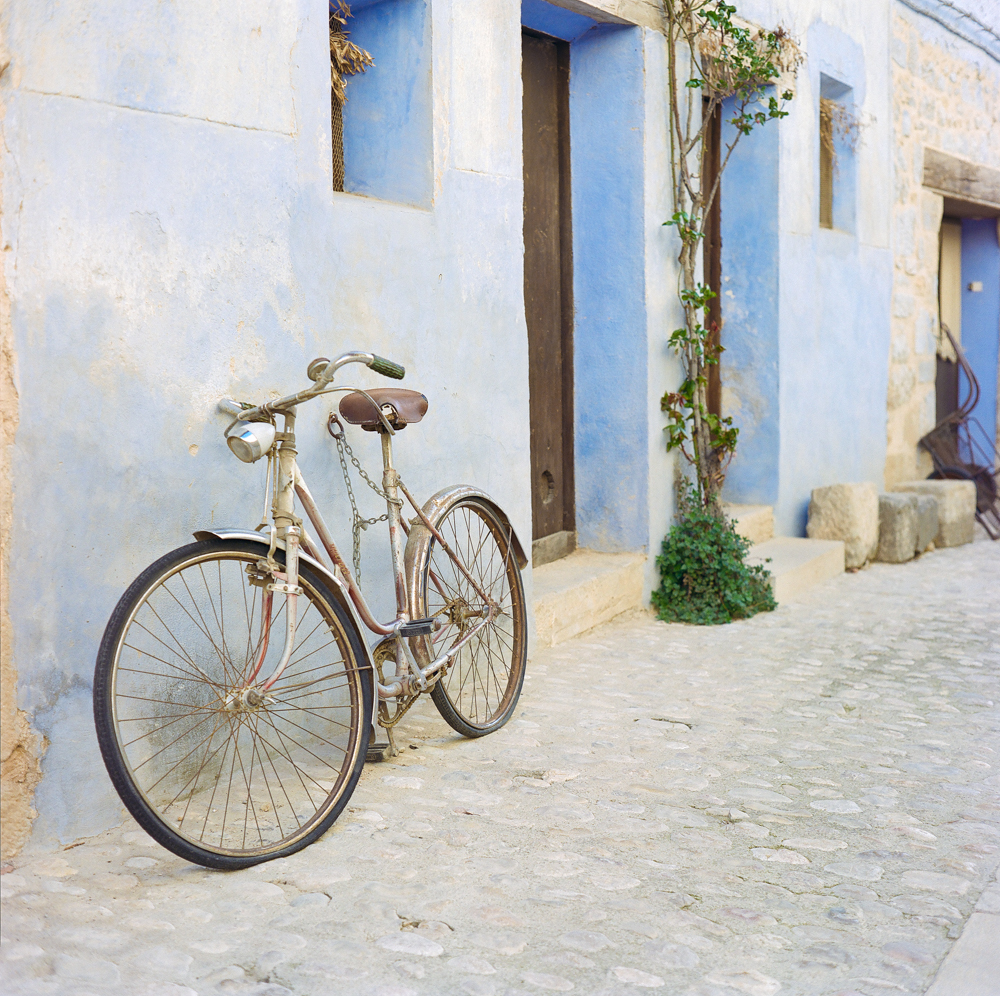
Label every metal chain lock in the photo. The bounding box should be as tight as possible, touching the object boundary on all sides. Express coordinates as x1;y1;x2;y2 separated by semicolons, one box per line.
328;413;403;581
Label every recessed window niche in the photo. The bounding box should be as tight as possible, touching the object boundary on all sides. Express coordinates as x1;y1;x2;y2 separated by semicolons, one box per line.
336;0;433;208
818;73;857;233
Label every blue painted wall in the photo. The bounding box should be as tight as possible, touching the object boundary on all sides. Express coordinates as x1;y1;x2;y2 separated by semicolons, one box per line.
720;16;891;536
521;0;595;40
3;0;675;848
2;0;536;845
344;0;433;207
570;25;649;552
719;94;781;507
960;219;1000;451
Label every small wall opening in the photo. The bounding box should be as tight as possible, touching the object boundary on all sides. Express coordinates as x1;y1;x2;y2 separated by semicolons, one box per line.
334;0;433;208
818;74;857;234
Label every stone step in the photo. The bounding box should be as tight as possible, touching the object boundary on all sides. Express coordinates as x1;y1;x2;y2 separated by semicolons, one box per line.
533;549;646;648
722;503;775;544
746;536;845;603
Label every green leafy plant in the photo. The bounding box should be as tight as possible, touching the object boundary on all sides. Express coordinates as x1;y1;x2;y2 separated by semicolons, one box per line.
661;1;801;508
652;482;776;624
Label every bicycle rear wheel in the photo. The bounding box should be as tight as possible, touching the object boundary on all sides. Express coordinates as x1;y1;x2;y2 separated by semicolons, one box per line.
94;539;371;869
413;497;527;737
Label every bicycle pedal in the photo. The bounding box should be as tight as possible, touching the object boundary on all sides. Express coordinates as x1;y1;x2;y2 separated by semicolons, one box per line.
366;742;392;763
398;618;436;637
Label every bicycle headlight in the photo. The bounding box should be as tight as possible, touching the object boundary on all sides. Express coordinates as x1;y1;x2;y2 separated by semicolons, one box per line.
225;420;275;463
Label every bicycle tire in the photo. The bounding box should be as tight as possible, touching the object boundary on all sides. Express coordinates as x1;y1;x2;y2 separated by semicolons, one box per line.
414;497;527;737
93;539;371;869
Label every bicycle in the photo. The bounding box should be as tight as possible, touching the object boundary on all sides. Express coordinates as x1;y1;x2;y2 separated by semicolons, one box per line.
93;351;528;870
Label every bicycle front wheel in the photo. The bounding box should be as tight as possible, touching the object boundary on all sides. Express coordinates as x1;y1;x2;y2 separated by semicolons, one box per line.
94;539;371;869
414;497;527;737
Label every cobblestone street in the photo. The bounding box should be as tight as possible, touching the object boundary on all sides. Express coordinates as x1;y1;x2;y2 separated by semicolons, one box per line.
2;534;999;996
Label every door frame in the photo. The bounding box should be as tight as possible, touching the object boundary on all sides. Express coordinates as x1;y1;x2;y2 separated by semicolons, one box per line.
522;28;576;566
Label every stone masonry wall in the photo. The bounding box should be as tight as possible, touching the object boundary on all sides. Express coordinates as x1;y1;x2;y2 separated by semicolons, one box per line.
887;5;1000;486
0;55;45;859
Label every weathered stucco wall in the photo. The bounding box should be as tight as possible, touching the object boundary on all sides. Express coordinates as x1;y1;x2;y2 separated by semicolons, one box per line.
887;3;1000;485
1;0;540;848
1;0;677;850
721;0;894;536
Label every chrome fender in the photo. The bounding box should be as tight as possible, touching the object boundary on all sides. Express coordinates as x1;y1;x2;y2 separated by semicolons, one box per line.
402;486;527;662
192;528;377;724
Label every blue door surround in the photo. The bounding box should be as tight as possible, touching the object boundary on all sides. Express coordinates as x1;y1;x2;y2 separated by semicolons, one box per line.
960;219;1000;452
521;1;649;552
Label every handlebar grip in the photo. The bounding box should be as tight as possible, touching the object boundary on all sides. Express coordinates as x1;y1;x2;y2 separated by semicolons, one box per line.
369;354;405;380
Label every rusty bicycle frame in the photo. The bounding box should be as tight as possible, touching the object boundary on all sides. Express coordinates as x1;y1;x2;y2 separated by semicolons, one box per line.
215;350;518;738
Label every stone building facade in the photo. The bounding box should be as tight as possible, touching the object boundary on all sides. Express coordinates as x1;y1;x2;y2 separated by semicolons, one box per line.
886;0;1000;487
1;0;998;857
0;0;678;856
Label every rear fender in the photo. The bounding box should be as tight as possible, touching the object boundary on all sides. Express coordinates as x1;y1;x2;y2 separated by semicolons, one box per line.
192;528;377;726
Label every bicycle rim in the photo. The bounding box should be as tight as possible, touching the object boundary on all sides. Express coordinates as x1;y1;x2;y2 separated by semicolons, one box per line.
423;500;526;734
99;543;367;862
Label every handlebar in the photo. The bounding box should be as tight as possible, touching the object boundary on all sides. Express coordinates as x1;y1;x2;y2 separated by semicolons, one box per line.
218;349;405;421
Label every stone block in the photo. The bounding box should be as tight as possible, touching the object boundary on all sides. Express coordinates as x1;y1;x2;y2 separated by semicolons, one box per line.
746;537;845;602
891;480;976;547
877;493;918;563
913;494;938;553
806;483;879;569
533;550;645;648
722;504;774;544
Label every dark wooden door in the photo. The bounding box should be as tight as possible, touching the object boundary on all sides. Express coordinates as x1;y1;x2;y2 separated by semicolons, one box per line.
522;31;574;549
703;98;723;417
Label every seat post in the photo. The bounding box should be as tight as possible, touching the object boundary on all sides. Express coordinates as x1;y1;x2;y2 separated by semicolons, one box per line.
380;428;408;617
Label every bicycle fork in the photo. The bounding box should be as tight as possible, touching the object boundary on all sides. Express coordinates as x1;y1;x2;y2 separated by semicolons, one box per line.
227;416;303;711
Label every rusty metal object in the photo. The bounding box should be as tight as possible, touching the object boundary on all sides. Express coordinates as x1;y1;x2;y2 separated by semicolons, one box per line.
919;326;1000;539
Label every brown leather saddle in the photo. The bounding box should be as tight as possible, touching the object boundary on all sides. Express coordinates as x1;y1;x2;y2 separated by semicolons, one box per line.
339;388;428;431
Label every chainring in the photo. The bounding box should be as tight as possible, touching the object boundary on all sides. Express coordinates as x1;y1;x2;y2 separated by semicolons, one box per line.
373;636;419;729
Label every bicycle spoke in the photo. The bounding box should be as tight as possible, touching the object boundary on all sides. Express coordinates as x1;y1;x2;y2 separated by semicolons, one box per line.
247;712;292;839
254;712;321;822
267;708;352;754
266;701;353;733
164;713;229;820
166;575;235;684
198;725;234;842
107;547;365;860
229;718;263;849
121;708;218;749
127;621;223;690
422;502;525;732
135;709;220;783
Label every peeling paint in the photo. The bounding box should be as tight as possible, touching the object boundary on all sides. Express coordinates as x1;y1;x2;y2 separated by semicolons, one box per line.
1;85;44;858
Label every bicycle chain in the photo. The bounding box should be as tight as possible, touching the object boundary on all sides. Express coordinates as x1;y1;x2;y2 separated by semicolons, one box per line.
329;415;402;582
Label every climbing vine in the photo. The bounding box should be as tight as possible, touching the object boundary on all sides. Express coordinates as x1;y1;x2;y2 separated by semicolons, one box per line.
661;1;801;509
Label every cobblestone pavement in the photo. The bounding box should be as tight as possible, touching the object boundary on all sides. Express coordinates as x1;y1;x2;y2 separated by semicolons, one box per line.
3;534;999;996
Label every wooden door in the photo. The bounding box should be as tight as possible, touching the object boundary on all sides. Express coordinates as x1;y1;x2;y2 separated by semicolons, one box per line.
703;99;723;417
522;31;574;559
937;218;962;421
